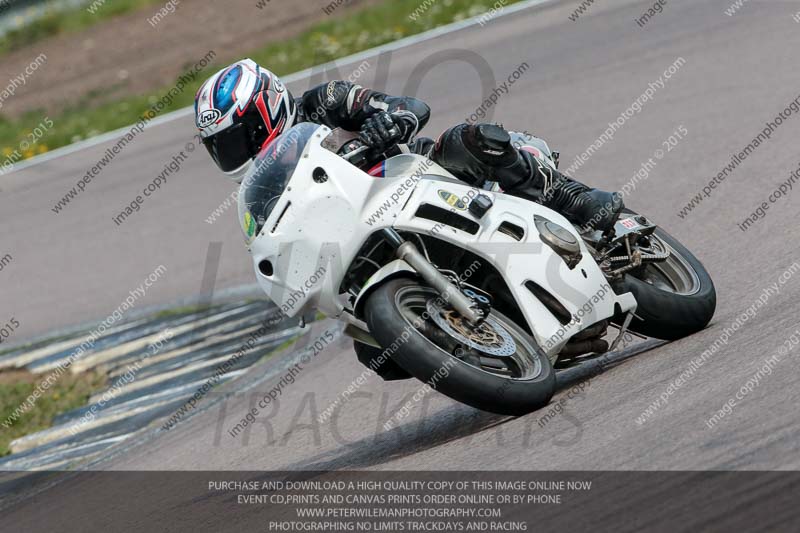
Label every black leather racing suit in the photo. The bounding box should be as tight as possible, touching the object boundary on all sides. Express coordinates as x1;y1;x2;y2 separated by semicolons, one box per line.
295;80;431;144
295;80;622;232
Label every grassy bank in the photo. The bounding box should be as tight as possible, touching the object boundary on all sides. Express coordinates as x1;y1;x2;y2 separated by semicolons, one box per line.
0;0;525;165
0;0;166;54
0;369;106;456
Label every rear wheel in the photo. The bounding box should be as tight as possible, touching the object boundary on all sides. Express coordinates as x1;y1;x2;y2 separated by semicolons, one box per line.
614;218;716;340
365;278;555;416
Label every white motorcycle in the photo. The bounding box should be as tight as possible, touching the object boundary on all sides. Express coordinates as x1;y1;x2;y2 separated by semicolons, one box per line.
238;122;716;415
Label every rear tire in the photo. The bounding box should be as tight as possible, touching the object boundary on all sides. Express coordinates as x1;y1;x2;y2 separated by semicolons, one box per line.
365;278;555;416
614;215;716;340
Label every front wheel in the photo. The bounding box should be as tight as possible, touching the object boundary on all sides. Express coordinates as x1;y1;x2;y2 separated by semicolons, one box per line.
364;278;555;416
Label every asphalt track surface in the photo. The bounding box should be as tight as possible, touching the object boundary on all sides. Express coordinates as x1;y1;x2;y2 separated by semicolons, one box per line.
2;0;800;529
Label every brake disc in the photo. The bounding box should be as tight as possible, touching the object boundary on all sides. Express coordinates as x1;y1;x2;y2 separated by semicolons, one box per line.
426;300;517;356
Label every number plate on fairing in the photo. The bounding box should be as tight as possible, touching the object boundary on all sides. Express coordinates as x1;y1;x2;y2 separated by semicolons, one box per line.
614;215;657;239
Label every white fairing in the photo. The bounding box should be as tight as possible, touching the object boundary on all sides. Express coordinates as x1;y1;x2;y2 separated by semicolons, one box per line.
244;124;636;357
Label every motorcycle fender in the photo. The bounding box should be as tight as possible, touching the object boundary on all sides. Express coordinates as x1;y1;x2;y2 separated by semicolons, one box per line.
354;259;418;319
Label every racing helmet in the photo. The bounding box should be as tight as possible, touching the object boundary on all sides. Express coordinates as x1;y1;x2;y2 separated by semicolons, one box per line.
195;59;296;176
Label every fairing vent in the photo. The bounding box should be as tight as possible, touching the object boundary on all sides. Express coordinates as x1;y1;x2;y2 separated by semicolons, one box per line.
270;201;291;234
524;280;571;325
497;221;525;241
414;203;479;234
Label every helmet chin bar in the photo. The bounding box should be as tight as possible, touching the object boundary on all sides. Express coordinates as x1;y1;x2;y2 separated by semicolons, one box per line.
225;160;252;183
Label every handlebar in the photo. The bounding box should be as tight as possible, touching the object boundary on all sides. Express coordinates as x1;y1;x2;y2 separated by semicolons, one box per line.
341;144;371;162
338;124;402;166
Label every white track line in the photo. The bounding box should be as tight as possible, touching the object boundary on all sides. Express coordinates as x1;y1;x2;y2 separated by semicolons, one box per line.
3;0;557;176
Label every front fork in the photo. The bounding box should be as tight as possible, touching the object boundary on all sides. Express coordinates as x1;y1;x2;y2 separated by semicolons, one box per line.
380;229;484;325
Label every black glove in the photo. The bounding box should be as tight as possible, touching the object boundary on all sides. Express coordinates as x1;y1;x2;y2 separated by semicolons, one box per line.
359;111;404;151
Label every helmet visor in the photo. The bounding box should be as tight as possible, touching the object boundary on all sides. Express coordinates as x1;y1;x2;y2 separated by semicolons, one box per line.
203;123;255;173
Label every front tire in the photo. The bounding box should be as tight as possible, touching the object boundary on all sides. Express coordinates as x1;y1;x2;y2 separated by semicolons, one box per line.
353;341;412;381
364;278;555;416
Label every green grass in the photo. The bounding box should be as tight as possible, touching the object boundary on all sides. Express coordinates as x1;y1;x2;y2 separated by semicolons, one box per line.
0;0;525;163
271;336;301;355
152;303;217;319
0;0;165;55
0;370;107;456
248;0;505;70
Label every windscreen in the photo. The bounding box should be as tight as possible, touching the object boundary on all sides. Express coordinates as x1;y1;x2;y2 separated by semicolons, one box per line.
237;122;319;245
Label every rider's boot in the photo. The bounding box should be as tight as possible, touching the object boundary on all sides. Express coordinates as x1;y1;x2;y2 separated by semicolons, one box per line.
537;174;624;233
430;123;623;232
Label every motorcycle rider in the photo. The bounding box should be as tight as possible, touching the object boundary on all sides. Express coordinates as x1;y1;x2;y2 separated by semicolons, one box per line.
195;59;623;232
